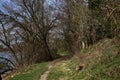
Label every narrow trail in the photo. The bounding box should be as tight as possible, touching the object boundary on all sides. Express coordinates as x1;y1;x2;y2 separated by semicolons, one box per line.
39;63;53;80
40;55;71;80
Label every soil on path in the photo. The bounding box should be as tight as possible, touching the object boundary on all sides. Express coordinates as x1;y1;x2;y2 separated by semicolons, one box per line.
40;55;71;80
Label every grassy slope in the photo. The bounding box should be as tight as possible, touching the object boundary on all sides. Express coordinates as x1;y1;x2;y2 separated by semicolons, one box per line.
47;38;120;80
9;62;48;80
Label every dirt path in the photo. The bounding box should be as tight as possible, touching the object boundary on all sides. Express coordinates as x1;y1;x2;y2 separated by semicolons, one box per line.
40;63;53;80
40;55;71;80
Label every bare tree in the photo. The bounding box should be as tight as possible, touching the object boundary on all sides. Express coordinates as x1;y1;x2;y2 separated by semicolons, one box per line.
0;20;20;67
0;0;61;67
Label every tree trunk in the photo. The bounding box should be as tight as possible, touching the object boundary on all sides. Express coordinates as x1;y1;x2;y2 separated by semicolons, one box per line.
82;41;85;49
43;38;53;60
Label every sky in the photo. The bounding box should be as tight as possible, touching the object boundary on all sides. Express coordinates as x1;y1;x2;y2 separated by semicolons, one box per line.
1;0;10;3
0;0;10;5
0;0;11;11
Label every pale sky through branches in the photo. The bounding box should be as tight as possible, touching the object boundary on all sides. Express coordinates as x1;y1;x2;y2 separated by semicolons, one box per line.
0;0;11;11
0;0;10;5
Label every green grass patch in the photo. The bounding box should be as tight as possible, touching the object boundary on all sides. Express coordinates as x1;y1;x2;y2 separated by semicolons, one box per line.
9;62;48;80
57;50;70;56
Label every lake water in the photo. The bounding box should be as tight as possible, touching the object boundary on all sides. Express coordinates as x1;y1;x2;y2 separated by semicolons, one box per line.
0;52;12;59
0;52;14;74
0;52;14;67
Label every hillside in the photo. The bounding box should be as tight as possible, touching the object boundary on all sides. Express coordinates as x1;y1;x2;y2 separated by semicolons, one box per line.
47;38;120;80
7;38;120;80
